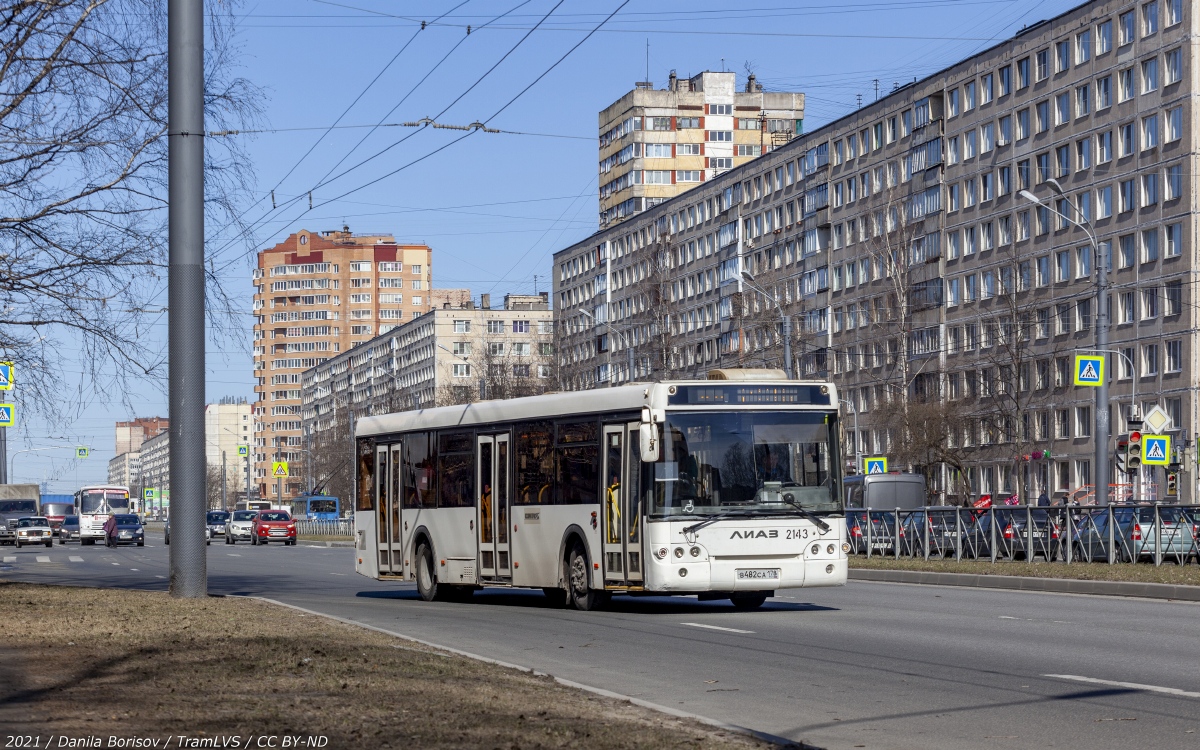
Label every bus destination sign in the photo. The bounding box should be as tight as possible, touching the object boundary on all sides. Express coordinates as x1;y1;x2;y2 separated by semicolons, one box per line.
669;384;832;406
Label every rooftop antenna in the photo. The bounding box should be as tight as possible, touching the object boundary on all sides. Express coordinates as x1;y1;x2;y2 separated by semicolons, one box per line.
873;79;880;101
645;38;649;85
721;57;726;72
534;274;539;294
856;93;862;108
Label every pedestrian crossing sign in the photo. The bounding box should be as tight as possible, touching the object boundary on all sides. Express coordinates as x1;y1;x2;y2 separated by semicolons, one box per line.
272;461;289;477
1073;354;1104;386
144;488;155;501
0;403;14;427
237;444;249;457
864;457;888;475
1142;434;1170;466
0;362;12;390
76;446;89;459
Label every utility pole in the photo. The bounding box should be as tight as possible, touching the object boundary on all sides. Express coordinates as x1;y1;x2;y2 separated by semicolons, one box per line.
168;0;206;597
1095;244;1110;505
221;451;227;511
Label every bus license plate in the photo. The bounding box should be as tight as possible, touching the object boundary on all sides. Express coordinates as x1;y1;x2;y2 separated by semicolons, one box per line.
736;568;780;580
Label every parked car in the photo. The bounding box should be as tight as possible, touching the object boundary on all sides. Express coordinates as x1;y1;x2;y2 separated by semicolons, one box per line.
206;511;230;540
972;507;1061;560
14;517;53;548
225;510;258;544
164;518;213;546
1073;506;1198;563
845;510;905;555
57;515;81;544
251;510;296;546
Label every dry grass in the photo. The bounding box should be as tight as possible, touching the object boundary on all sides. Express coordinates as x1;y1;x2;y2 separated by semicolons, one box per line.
851;555;1200;585
0;583;771;749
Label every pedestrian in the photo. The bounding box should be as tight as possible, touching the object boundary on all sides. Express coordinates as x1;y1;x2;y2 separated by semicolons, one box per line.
102;512;117;547
1037;491;1050;507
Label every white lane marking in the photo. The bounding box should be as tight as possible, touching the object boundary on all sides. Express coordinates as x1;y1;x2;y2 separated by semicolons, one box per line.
69;556;84;562
155;575;166;579
129;568;139;571
680;623;756;634
999;615;1019;619
2;556;15;563
111;562;120;566
1045;674;1200;699
36;556;51;563
227;554;241;557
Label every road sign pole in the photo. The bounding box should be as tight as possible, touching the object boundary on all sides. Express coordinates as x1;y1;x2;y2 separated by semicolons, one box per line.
0;427;6;484
168;0;206;598
1095;248;1110;506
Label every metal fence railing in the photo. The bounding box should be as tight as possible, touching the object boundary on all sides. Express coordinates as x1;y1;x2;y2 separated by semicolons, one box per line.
296;518;355;537
846;504;1200;566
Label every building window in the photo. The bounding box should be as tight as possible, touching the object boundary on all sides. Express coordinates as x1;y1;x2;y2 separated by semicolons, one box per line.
1119;10;1135;45
1166;340;1182;372
452;342;471;356
1143;344;1159;376
452;363;471;378
1143;0;1159;35
1142;57;1159;93
453;320;470;333
1097;19;1113;53
1165;224;1182;257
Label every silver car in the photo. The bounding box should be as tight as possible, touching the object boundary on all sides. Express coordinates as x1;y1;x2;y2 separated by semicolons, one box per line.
225;510;257;544
206;511;230;540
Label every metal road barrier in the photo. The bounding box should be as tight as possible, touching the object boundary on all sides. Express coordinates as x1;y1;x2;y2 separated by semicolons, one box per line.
847;504;1200;566
296;518;355;537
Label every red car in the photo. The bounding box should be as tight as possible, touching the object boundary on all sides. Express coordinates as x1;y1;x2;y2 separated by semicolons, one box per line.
251;510;296;546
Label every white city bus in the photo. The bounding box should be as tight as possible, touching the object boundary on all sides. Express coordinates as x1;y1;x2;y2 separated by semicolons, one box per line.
353;372;848;610
74;485;131;545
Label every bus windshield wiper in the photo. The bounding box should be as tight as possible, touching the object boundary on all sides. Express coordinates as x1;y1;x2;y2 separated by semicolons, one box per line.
781;494;832;533
682;510;751;535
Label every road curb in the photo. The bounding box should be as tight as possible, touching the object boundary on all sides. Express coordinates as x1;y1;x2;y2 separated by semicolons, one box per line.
243;595;822;750
849;568;1200;601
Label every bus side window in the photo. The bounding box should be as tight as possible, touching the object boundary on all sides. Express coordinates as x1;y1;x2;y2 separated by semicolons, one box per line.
356;439;374;511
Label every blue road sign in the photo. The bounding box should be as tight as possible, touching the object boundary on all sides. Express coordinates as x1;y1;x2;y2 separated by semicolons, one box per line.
1074;354;1104;386
0;362;12;390
0;403;13;427
1142;435;1170;466
864;457;888;475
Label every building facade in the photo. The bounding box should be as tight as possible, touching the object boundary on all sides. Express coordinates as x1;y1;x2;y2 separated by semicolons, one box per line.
556;0;1195;504
114;416;167;456
599;71;805;228
300;294;554;503
252;227;433;500
205;398;252;501
107;451;140;488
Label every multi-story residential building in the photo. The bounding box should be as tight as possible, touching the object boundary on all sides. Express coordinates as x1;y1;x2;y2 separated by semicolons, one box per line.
599;71;804;228
114;416;168;455
252;227;433;500
556;0;1195;504
205;397;253;502
139;429;169;510
300;293;554;502
107;451;141;488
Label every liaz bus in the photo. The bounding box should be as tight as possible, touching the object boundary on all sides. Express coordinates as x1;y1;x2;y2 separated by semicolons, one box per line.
353;371;848;610
74;485;131;545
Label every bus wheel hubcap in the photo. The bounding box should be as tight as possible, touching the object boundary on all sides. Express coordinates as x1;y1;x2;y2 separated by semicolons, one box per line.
570;554;586;592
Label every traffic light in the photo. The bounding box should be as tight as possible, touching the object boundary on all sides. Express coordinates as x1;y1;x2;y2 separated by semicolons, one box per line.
1167;472;1179;496
1127;431;1143;470
1115;434;1128;474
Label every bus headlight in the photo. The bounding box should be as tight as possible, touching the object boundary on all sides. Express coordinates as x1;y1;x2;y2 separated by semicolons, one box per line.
654;547;668;560
674;547;684;558
826;564;835;574
841;543;850;553
678;567;688;577
827;544;836;555
811;543;820;555
689;547;700;557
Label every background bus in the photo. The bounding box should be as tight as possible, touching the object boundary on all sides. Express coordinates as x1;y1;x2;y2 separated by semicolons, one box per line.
74;485;131;545
353;373;848;611
292;495;340;520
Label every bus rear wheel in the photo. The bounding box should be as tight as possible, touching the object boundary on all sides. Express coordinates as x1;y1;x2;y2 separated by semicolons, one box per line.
730;593;768;610
567;544;608;611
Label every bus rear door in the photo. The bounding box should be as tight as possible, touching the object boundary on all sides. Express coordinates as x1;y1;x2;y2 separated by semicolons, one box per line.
602;423;643;587
476;434;511;581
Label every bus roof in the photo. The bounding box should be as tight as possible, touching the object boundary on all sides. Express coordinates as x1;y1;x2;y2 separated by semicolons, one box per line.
356;379;837;438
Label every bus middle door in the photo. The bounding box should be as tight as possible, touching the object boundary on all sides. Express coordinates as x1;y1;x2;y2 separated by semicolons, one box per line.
602;424;643;587
476;434;511;581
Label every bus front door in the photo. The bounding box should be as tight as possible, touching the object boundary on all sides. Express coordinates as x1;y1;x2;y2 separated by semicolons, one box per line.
387;443;403;575
602;424;643;587
476;435;511;581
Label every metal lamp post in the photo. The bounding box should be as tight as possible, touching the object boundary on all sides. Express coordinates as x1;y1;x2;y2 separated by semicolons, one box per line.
839;398;861;473
741;271;793;379
1020;180;1108;505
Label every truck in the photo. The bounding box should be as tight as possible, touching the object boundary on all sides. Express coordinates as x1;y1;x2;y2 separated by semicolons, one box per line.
0;484;42;545
39;493;75;536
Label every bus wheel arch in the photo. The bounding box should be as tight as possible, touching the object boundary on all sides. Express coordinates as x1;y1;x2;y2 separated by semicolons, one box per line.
414;531;438;602
559;526;608;611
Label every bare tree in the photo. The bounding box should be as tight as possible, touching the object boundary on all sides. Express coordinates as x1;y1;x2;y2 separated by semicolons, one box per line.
0;0;261;411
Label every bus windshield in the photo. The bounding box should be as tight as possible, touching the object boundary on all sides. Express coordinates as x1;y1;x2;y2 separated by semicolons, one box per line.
80;491;130;514
308;499;337;514
651;411;841;518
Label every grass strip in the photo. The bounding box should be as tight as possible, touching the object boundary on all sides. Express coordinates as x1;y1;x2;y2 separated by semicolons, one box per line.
850;555;1200;585
0;583;770;749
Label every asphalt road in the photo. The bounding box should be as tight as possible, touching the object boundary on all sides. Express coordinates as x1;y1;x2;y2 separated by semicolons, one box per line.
4;536;1199;750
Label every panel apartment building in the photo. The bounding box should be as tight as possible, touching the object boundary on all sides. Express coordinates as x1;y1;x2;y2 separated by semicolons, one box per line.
253;227;433;499
600;71;804;228
300;294;554;502
556;0;1196;504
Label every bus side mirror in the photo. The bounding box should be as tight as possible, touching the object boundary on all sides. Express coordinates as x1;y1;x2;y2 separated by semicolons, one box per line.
639;423;659;463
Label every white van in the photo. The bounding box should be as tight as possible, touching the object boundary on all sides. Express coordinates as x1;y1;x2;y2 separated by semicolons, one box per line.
844;473;928;510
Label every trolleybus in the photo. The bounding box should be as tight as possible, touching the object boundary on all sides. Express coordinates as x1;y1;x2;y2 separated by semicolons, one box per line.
74;485;131;545
353;371;848;610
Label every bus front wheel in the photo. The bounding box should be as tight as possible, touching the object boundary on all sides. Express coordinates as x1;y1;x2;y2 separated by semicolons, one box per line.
416;543;439;602
567;544;608;611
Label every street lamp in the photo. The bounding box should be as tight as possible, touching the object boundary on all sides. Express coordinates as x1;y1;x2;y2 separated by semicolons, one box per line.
1021;180;1109;505
740;271;793;379
8;445;77;482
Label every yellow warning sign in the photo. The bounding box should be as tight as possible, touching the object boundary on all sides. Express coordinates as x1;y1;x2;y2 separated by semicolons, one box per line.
272;461;289;478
